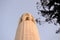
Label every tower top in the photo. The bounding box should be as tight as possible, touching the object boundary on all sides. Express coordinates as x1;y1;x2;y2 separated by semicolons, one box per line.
19;12;36;24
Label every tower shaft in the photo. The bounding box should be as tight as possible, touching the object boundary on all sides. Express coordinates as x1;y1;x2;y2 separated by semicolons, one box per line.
15;13;40;40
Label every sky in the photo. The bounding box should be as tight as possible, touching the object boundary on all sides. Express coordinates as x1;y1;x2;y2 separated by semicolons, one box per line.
0;0;60;40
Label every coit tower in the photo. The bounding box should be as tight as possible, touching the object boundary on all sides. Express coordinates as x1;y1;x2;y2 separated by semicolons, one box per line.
15;13;40;40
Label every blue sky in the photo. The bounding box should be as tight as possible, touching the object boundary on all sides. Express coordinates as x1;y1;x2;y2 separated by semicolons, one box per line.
0;0;60;40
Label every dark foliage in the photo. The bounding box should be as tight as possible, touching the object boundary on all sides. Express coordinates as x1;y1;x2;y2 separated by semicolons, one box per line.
56;28;60;33
36;0;60;33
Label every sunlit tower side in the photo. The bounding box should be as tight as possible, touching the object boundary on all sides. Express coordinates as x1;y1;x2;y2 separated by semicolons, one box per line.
15;13;40;40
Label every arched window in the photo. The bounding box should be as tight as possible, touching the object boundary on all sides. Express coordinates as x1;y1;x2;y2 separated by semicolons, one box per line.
32;18;35;23
26;17;29;20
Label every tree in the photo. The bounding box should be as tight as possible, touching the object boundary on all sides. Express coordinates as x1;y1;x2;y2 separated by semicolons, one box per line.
36;0;60;34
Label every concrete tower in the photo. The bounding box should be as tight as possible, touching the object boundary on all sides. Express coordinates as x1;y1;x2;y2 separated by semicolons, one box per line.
15;13;40;40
